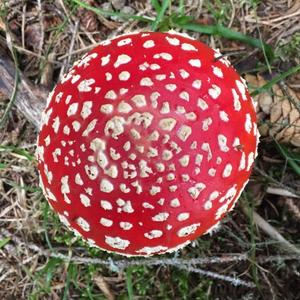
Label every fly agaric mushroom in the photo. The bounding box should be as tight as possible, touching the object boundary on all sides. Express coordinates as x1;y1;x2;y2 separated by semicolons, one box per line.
36;31;259;256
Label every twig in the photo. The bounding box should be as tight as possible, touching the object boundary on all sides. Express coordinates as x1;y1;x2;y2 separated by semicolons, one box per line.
0;50;47;128
1;228;300;267
285;198;300;221
245;9;300;25
36;0;44;58
0;260;14;284
241;205;300;255
1;227;300;289
266;187;300;199
254;166;300;197
108;5;153;39
0;21;19;128
46;252;300;266
65;20;79;70
176;264;255;288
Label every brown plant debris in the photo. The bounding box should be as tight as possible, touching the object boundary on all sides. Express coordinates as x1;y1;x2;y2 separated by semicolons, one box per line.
77;0;99;32
246;74;300;147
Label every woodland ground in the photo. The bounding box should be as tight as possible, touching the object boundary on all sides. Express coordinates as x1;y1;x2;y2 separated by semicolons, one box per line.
0;0;300;299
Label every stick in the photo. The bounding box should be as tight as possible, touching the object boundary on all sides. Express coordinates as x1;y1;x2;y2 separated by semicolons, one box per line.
0;49;47;129
241;204;300;255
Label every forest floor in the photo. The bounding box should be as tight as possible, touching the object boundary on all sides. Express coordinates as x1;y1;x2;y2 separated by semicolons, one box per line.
0;0;300;299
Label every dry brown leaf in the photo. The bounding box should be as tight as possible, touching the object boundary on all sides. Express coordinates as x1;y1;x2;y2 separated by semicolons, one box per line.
270;102;282;123
281;99;292;118
94;275;115;300
25;23;43;51
245;74;300;146
78;0;99;32
291;133;300;147
0;20;5;31
40;52;56;88
258;92;273;114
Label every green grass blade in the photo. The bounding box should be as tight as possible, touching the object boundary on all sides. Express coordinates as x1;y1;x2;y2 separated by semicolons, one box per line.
0;145;34;161
251;64;300;96
178;0;185;15
0;65;19;128
3;180;41;193
72;0;152;22
275;143;300;177
0;6;20;128
257;26;272;74
242;193;260;289
62;265;72;300
174;22;274;62
151;0;161;13
0;237;10;249
151;0;170;31
43;202;55;252
126;267;134;300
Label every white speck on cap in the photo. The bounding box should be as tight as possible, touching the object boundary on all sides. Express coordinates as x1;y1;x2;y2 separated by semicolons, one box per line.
152;212;169;222
165;36;180;46
208;84;221;99
101;54;110;66
136;245;168;255
119;71;131;81
100;217;113;227
188;59;201;68
117;38;132;47
181;43;197;51
144;230;163;239
114;54;132;68
77;79;95;92
159;118;177;131
100;104;114;114
76;217;90;232
143;40;155;48
177;212;190;221
218;134;230;152
177;223;201;237
120;222;133;230
100;179;114;193
177;125;192;142
100;200;112;210
105;236;130;250
80;194;91;207
153;52;173;61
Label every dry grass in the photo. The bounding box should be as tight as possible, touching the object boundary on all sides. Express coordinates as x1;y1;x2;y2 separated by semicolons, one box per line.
1;0;300;299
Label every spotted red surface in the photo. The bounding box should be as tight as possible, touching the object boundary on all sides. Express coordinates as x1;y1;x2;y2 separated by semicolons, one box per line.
36;31;259;256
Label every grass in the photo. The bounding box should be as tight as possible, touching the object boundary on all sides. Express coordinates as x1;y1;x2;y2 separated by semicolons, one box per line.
1;0;300;299
125;267;134;300
0;145;35;161
242;193;260;289
43;202;56;252
0;9;19;128
251;64;300;96
0;64;19;128
176;21;274;62
275;142;300;177
206;0;232;25
72;0;152;22
73;0;274;61
0;237;10;249
151;0;170;31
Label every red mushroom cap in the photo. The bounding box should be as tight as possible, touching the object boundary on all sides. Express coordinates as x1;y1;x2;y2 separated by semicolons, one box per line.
36;31;259;256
